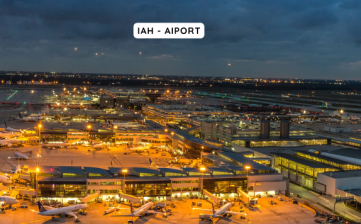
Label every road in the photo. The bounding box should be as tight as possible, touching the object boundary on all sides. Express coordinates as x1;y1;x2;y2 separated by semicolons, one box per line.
289;183;361;222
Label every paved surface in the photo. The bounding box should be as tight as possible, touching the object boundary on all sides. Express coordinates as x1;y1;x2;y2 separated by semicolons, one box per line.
289;183;361;222
0;197;316;224
0;145;173;171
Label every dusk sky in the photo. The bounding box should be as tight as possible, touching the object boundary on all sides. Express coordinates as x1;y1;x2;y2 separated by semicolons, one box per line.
1;0;361;79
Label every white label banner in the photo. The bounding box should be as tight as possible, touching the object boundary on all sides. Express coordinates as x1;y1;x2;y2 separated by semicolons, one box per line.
134;23;204;39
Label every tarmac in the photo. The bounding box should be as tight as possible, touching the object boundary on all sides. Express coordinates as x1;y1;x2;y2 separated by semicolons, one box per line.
0;197;316;224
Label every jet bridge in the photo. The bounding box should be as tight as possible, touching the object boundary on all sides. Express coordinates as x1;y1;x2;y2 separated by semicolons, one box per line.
118;190;141;203
202;189;220;204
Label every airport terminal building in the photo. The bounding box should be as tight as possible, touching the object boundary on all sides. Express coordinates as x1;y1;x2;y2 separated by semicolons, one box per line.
28;163;287;203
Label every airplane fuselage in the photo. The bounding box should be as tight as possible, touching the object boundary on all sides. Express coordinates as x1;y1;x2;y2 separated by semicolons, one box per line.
0;175;12;184
213;203;232;217
0;196;18;205
39;204;88;216
133;202;153;216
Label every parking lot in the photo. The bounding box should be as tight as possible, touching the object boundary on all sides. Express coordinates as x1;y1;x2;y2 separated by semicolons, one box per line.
0;196;316;224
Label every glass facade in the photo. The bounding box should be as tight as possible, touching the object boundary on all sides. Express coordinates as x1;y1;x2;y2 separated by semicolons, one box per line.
203;178;247;194
274;156;340;179
41;133;67;142
295;151;361;170
124;181;171;196
38;182;87;197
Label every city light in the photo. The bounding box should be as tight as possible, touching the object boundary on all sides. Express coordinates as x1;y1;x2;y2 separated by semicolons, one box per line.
114;125;118;129
199;167;206;172
38;124;42;128
122;169;128;173
36;167;40;173
87;125;92;129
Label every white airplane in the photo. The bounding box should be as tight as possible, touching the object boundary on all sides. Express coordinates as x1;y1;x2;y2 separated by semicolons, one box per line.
0;175;12;184
8;152;34;160
0;139;24;147
125;145;151;152
1;164;22;174
193;203;247;220
92;143;109;150
36;201;88;220
42;139;71;148
4;122;21;133
299;119;316;124
0;132;20;139
119;202;167;217
17;113;42;122
0;196;18;206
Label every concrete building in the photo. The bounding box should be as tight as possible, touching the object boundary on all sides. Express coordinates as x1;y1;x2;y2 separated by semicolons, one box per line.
317;170;361;197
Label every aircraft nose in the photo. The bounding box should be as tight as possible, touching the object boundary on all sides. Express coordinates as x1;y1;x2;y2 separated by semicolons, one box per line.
15;200;19;203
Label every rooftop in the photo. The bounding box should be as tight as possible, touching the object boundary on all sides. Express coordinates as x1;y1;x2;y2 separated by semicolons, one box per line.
320;170;361;179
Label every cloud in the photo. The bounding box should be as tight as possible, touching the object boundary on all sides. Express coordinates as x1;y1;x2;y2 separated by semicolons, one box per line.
0;0;360;78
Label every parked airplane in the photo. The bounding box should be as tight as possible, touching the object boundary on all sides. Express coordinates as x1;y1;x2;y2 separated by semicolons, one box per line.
92;143;109;150
119;202;167;217
4;122;21;133
0;139;23;147
8;152;35;160
36;201;88;220
0;132;20;139
17;113;41;122
193;203;246;220
125;144;151;152
0;196;18;206
299;119;316;124
0;175;12;184
1;164;22;174
42;139;71;148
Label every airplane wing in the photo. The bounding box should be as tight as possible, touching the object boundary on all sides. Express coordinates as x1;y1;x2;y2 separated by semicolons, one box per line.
225;211;247;215
65;211;78;218
145;210;166;215
192;208;213;212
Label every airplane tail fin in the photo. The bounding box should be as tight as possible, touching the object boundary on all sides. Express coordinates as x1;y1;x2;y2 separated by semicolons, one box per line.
19;113;22;118
212;203;215;215
130;202;134;213
42;138;46;143
149;158;156;167
4;121;7;128
36;201;47;212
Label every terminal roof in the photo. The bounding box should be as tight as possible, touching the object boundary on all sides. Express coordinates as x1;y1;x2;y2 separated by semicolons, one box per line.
84;167;112;176
158;168;186;174
327;148;361;160
58;166;85;175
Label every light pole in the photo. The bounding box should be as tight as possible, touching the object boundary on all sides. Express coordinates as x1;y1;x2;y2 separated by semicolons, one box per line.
201;146;204;162
122;169;128;192
38;124;42;165
35;167;40;201
199;166;207;197
245;166;251;203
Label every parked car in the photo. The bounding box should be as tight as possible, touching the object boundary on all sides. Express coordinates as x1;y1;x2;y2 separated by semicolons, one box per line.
19;202;28;208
